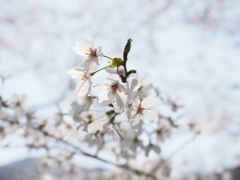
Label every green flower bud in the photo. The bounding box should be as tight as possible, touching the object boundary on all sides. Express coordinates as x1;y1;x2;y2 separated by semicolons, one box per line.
124;38;133;54
108;58;123;68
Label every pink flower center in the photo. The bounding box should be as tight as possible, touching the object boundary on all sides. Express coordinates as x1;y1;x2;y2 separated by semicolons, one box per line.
16;101;21;106
89;48;97;57
137;104;145;115
87;114;93;120
108;83;119;93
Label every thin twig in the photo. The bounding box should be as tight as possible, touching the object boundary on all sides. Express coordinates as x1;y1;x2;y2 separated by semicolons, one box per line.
1;117;159;180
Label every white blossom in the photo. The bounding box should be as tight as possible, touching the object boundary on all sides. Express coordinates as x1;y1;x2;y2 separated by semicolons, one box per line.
84;133;103;148
10;94;29;117
156;118;172;142
94;74;127;113
136;72;152;98
128;94;158;122
125;77;141;104
76;110;105;132
73;36;103;72
67;66;92;98
103;122;120;142
121;135;145;152
128;73;152;102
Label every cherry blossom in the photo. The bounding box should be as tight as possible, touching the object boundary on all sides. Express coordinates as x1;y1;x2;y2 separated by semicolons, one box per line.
73;36;103;72
125;77;141;104
103;122;120;142
128;94;158;122
121;135;145;152
67;66;92;98
84;132;103;148
126;73;152;104
69;98;93;122
136;72;152;98
75;110;105;132
94;74;127;113
10;94;29;117
156;118;172;142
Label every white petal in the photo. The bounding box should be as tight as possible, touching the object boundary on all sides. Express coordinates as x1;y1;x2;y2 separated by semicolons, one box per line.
127;78;140;92
73;41;89;56
103;123;111;133
67;67;83;79
75;80;90;98
112;130;119;142
114;92;126;113
140;73;151;87
143;109;158;122
97;47;103;60
141;94;158;108
118;82;127;93
132;114;141;122
104;74;120;85
98;89;115;106
132;97;140;108
73;113;85;122
127;91;137;104
80;58;99;73
84;36;95;49
105;67;116;74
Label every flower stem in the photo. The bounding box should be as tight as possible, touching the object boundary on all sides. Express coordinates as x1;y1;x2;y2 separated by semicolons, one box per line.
103;55;113;60
91;65;111;76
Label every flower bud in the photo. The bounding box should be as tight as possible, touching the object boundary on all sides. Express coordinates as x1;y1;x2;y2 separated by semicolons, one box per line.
108;58;123;68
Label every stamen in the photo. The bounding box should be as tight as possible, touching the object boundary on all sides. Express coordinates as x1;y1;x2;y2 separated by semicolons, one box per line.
89;48;97;57
87;114;93;120
16;101;21;106
137;104;145;115
108;83;119;93
80;72;88;81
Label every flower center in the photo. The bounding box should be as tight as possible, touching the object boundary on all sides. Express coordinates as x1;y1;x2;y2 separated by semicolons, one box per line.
137;104;145;115
80;72;89;81
138;86;143;90
87;114;93;120
89;48;97;57
16;101;21;106
109;83;119;93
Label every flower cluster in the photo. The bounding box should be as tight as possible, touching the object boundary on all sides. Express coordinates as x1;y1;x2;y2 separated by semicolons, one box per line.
0;36;191;180
67;36;159;144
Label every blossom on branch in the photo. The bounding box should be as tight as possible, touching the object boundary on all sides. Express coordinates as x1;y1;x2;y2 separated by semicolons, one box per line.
10;94;29;117
128;94;158;122
103;122;121;142
73;36;103;73
94;74;127;113
67;66;92;98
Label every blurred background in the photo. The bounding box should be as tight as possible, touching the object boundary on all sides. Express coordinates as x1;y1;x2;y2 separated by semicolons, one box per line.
0;0;240;179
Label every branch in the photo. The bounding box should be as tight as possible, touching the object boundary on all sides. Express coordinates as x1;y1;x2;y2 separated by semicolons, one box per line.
1;117;159;180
